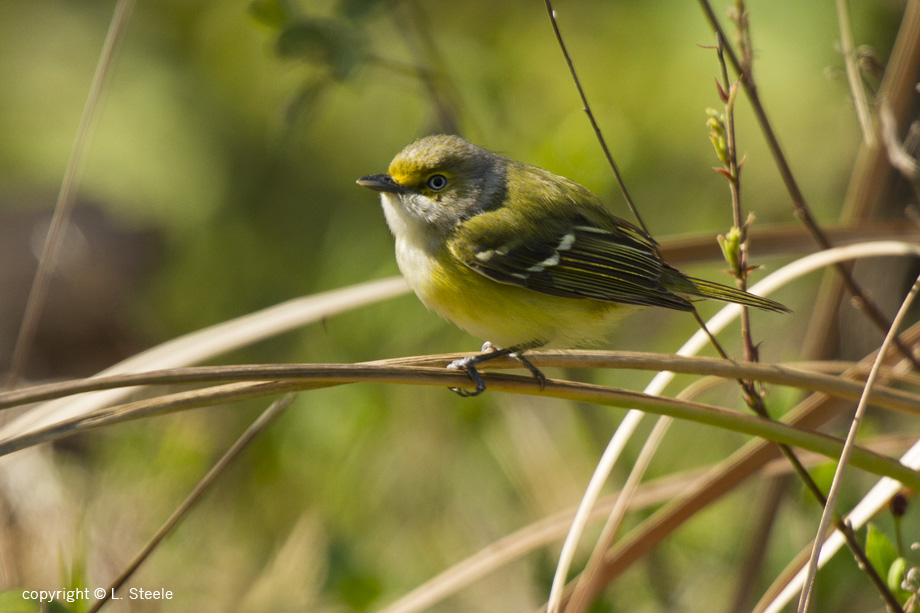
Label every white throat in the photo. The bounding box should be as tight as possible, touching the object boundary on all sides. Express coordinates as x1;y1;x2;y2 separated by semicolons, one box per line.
379;192;441;255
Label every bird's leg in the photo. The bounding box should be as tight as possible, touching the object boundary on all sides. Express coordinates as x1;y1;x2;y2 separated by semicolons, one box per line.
509;351;546;390
447;341;546;397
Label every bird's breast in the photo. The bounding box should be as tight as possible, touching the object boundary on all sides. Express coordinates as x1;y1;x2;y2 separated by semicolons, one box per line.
392;236;443;305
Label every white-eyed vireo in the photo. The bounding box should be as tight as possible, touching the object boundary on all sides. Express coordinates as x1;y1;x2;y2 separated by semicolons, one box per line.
358;134;788;396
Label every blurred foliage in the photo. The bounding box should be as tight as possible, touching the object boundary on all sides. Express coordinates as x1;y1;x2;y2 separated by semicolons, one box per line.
0;0;917;611
866;523;913;604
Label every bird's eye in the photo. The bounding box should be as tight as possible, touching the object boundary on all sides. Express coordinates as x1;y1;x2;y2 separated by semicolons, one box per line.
426;174;448;191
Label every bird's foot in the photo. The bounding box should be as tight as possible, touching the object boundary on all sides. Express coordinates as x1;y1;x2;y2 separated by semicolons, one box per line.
447;342;546;397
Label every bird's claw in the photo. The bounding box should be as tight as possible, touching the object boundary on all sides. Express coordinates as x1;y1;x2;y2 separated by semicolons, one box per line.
447;356;486;397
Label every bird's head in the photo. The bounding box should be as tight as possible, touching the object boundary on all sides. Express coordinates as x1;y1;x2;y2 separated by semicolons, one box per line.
357;135;507;238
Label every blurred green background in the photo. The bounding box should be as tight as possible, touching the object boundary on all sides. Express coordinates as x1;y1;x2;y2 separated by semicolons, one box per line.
0;0;912;611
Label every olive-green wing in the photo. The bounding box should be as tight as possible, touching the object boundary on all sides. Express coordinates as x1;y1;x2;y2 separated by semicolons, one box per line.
448;207;696;311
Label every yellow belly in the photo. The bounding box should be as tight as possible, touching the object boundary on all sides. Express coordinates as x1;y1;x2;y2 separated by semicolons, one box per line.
395;238;632;348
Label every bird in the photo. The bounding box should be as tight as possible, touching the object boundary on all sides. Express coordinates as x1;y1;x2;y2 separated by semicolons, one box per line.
357;134;788;396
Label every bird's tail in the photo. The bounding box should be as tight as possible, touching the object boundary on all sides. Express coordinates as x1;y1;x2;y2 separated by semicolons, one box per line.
668;273;790;313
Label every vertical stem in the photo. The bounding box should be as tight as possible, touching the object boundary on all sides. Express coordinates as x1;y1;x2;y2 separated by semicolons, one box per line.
716;36;757;364
835;0;876;146
5;0;136;388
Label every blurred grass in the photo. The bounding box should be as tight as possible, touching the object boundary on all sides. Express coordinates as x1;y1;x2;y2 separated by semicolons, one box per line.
0;0;916;611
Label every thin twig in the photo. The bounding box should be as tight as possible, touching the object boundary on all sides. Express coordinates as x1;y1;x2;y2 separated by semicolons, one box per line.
714;35;758;364
880;99;920;204
87;393;296;613
835;0;877;147
798;273;920;613
5;0;136;388
691;309;769;428
542;0;651;237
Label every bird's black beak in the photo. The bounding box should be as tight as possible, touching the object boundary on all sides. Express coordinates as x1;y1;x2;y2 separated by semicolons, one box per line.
356;174;404;194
